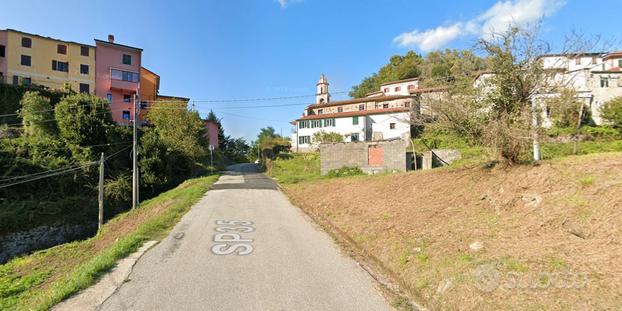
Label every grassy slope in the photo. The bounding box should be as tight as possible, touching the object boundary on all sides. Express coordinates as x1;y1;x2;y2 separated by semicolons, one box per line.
282;153;622;310
0;175;219;310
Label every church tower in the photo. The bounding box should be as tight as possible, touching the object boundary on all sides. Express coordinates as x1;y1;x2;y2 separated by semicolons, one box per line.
316;74;330;105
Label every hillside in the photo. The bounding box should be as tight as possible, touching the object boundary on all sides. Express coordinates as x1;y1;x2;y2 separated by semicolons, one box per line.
283;153;622;310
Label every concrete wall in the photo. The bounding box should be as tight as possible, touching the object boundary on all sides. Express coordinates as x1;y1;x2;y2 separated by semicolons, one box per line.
320;139;407;175
422;149;462;170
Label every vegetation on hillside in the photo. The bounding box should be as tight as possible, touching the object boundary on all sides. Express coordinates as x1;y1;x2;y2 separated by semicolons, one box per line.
0;175;219;310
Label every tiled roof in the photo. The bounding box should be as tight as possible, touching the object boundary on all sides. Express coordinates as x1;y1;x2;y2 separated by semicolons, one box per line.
307;94;412;109
604;52;622;60
297;107;410;121
3;28;96;48
380;77;420;86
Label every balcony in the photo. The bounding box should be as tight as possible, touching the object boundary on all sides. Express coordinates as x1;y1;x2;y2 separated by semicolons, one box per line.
109;68;139;92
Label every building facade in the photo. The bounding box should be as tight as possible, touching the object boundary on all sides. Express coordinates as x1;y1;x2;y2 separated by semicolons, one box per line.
291;75;444;152
533;52;622;126
0;29;95;93
95;35;142;124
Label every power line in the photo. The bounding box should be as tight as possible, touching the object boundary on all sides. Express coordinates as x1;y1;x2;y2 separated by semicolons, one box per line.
0;145;132;188
140;91;350;104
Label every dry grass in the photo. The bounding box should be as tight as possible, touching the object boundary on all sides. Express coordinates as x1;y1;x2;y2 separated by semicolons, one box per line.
283;152;622;310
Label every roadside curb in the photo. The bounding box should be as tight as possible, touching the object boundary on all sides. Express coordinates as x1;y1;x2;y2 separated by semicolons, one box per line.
52;240;159;311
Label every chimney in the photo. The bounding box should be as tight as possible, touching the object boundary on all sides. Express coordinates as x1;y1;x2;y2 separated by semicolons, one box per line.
108;34;115;43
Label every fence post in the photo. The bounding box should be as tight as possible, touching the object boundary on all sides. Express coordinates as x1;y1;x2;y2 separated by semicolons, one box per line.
98;152;104;231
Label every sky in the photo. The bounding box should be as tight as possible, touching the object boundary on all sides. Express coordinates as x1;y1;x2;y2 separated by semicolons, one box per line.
2;0;621;141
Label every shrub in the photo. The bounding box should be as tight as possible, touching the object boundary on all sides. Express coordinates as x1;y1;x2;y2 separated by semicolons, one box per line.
601;97;622;131
327;166;364;178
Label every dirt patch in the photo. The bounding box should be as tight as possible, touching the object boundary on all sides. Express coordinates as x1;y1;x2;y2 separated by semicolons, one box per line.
284;153;622;310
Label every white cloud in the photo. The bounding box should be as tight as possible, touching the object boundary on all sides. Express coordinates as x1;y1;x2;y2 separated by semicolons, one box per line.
393;23;464;52
276;0;303;9
393;0;566;51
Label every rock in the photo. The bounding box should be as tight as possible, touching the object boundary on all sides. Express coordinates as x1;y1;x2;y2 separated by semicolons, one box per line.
469;241;484;252
436;279;453;294
413;247;422;253
521;193;542;208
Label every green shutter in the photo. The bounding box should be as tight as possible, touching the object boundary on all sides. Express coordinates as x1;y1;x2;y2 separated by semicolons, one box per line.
353;116;358;125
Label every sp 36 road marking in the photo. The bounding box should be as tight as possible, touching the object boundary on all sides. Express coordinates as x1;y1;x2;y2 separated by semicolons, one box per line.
211;220;254;256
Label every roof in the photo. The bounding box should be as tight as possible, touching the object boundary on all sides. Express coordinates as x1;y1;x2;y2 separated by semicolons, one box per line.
408;86;449;94
156;95;190;102
380;77;420;86
541;52;605;58
3;28;95;48
603;52;622;61
94;39;143;52
307;94;412;109
141;67;160;78
297;107;410;121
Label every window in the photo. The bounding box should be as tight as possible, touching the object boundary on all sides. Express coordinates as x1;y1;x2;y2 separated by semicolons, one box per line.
389;123;396;129
310;120;321;128
81;46;90;56
351;133;359;142
0;45;5;58
122;54;132;65
22;37;32;48
591;56;597;65
122;110;131;120
408;84;415;90
12;76;18;85
79;83;89;93
21;55;31;66
618;60;622;68
52;60;69;72
383;103;389;109
601;77;609;88
111;69;139;82
575;58;581;65
123;94;132;103
395;87;401;92
140;101;148;109
324;118;335;127
57;44;67;54
107;93;113;103
352;116;359;125
23;77;31;85
383;88;389;93
318;109;323;115
405;102;411;108
80;64;89;75
298;136;310;145
337;107;343;113
358;104;365;111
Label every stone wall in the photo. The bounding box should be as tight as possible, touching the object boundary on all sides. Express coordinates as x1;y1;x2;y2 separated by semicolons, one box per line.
320;139;407;175
422;149;462;170
0;223;97;264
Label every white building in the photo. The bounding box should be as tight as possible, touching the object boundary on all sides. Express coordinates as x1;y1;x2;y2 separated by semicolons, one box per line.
510;51;622;126
291;75;444;152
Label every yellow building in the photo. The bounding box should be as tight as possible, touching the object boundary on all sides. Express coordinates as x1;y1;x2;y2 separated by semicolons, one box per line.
0;29;95;93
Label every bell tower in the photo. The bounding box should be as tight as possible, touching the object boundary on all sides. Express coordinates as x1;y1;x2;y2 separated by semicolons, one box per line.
316;74;330;105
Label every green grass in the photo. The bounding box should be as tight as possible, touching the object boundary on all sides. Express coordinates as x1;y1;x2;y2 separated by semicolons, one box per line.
541;140;622;160
268;153;322;184
0;174;218;310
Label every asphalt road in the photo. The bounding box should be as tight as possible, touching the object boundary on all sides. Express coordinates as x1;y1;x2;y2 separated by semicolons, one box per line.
100;163;393;311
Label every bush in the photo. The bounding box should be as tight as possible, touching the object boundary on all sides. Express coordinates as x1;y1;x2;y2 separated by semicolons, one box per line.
327;166;364;178
601;97;622;131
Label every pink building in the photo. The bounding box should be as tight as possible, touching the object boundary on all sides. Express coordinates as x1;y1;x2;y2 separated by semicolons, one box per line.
205;120;220;149
95;35;142;124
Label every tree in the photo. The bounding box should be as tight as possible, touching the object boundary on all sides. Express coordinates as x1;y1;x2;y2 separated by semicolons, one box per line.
311;131;343;149
147;100;208;159
350;51;424;98
18;91;57;138
55;93;115;162
601;97;622;131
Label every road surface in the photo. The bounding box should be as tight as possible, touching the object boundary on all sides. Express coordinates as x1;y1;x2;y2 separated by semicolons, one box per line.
100;163;393;311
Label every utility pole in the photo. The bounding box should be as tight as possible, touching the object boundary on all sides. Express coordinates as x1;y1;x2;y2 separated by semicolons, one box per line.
98;152;104;231
132;93;139;209
531;100;540;162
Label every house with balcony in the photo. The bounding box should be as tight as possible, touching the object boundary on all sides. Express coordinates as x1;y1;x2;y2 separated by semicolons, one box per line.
291;75;446;152
95;35;142;124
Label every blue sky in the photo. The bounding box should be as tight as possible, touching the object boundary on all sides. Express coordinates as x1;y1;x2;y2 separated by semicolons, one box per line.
2;0;621;141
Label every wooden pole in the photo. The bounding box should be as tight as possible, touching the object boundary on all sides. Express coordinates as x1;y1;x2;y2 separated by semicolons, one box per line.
98;152;104;231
